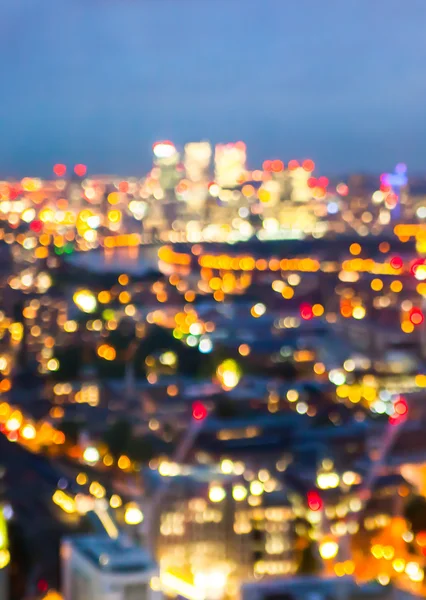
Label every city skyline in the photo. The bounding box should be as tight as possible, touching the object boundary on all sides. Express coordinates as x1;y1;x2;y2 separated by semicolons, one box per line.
1;0;426;177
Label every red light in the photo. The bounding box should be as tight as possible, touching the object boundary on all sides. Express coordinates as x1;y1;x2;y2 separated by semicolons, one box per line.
390;256;403;270
53;163;67;177
119;181;129;193
389;396;408;425
307;491;322;511
409;308;424;326
336;183;349;196
307;177;317;188
300;303;313;321
317;176;329;188
288;160;299;170
30;219;42;233
74;164;87;177
271;160;284;173
386;192;398;207
394;397;408;416
410;259;425;276
302;159;315;172
192;401;208;421
380;183;391;193
9;187;19;200
263;160;272;172
37;580;48;593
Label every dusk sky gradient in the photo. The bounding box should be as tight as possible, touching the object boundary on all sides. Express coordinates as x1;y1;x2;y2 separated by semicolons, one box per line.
1;0;426;177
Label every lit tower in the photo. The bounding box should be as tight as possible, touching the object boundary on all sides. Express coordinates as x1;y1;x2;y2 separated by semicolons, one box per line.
152;141;181;194
183;141;212;212
214;142;246;188
380;163;408;220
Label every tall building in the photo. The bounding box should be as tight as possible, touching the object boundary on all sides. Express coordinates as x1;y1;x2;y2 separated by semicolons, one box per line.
152;474;297;596
183;142;212;212
214;142;246;189
184;142;212;183
152;141;181;193
61;534;161;600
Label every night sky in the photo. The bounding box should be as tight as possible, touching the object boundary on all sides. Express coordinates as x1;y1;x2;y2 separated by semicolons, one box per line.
1;0;426;177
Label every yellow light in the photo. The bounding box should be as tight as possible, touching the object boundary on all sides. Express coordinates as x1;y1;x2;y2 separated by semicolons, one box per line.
232;485;248;501
371;278;383;291
390;280;403;292
250;480;264;496
124;503;144;525
220;459;234;474
312;304;324;317
21;423;36;440
64;320;78;333
0;549;10;569
118;455;131;470
209;485;226;503
319;540;339;560
118;274;129;285
47;358;60;372
402;321;414;334
110;494;122;509
76;473;87;485
392;558;405;573
217;359;240;390
349;243;361;256
73;290;97;313
108;209;121;223
89;482;106;499
287;389;299;402
352;306;366;320
282;287;294;299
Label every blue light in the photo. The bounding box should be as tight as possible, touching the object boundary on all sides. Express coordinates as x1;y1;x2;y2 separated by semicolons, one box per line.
327;202;339;214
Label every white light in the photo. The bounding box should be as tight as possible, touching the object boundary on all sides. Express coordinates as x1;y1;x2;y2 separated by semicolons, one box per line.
329;369;346;385
153;142;176;159
199;338;213;353
83;447;100;464
319;540;339;559
296;401;308;414
209;485;226;503
124;503;144;525
73;290;97;313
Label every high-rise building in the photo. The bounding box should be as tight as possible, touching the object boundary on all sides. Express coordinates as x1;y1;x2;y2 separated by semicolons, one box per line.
61;534;161;600
183;142;212;212
184;142;212;183
152;141;181;192
214;142;247;189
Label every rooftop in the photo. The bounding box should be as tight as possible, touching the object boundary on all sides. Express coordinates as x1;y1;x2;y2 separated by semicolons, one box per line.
70;534;155;574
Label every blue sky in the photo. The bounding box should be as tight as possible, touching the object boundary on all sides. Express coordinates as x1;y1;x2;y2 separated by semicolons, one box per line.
1;0;426;177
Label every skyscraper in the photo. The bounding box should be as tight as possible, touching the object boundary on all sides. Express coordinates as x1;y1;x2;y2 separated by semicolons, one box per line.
214;142;247;189
152;141;181;193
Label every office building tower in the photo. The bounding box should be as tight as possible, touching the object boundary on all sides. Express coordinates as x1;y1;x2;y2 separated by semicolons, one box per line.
61;534;161;600
184;142;212;183
152;141;181;192
215;142;246;189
